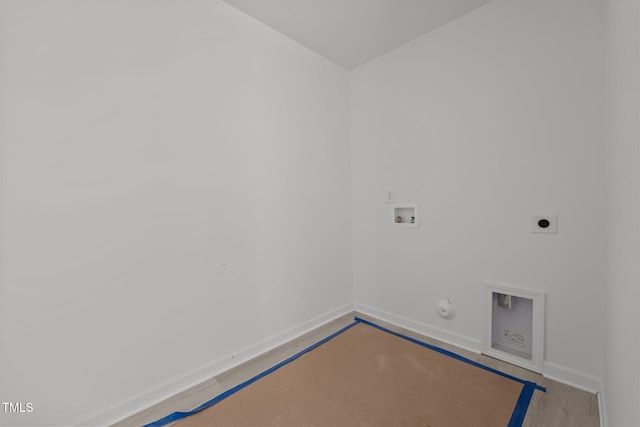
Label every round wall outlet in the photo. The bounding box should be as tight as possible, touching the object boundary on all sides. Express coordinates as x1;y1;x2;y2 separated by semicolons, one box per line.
437;299;455;320
531;213;558;234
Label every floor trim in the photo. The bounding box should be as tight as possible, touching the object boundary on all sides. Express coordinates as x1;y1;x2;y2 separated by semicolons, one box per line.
597;390;607;427
542;361;602;394
354;302;482;354
104;308;600;427
355;302;603;396
76;303;354;427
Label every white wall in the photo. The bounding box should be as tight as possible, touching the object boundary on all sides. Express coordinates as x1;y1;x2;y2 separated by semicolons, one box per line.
603;0;640;425
0;1;351;425
350;0;606;390
3;0;634;425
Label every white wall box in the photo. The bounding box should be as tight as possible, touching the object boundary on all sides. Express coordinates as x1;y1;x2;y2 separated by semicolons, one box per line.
483;281;546;373
392;203;418;227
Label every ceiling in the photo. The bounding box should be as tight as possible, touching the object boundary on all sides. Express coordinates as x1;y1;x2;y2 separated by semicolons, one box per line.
222;0;493;69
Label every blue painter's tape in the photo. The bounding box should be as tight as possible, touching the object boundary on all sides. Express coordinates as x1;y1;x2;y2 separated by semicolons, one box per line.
146;316;545;427
144;320;360;427
508;381;536;427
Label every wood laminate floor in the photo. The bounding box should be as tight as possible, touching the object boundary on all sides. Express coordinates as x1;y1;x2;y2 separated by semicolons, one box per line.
113;313;599;427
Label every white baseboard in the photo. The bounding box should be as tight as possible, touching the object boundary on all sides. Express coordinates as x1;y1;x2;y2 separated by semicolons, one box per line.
76;301;605;426
597;390;607;427
354;303;482;355
542;361;602;394
356;303;605;399
75;303;355;427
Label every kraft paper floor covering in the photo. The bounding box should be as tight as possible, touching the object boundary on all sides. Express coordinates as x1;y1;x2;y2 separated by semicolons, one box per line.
167;320;536;427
